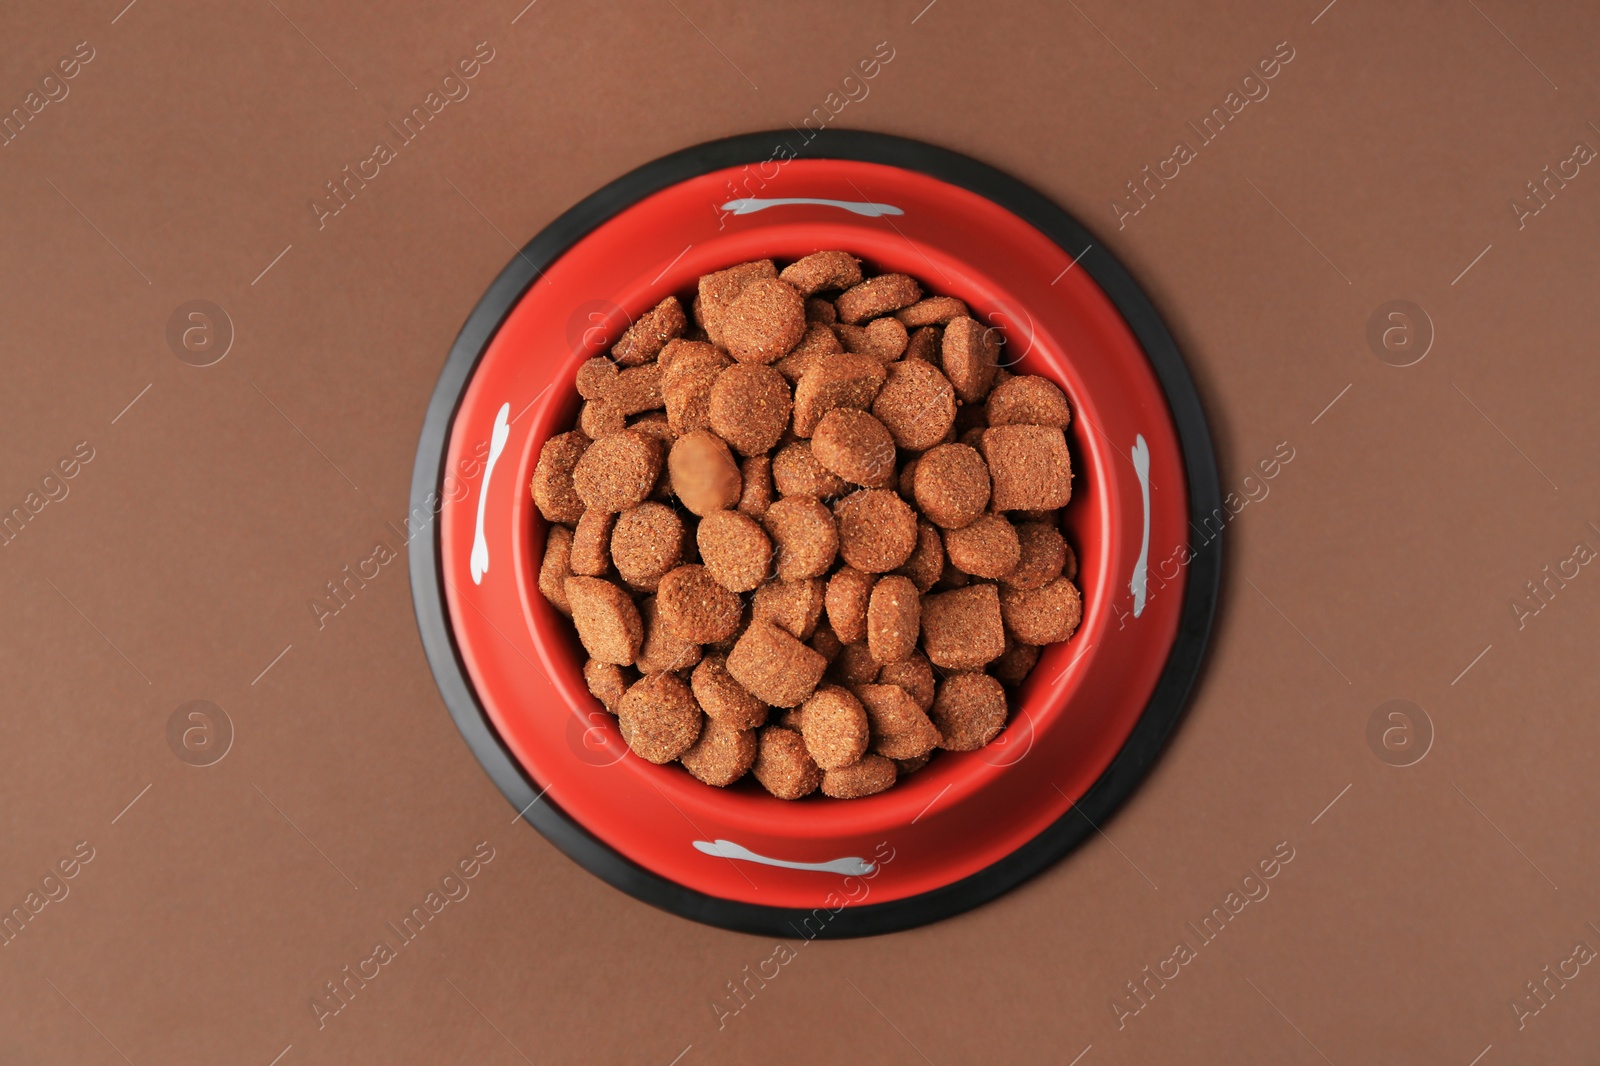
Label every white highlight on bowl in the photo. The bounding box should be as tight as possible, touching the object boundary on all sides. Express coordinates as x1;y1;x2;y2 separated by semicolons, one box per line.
1131;434;1150;617
720;197;904;218
471;402;511;585
693;838;876;876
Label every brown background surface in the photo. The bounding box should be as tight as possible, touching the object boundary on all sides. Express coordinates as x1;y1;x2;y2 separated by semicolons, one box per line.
3;0;1599;1062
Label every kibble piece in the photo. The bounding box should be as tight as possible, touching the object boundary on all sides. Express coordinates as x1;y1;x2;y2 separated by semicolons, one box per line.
944;515;1022;579
726;620;828;708
656;565;742;643
986;374;1072;428
992;640;1041;687
753;726;823;799
668;430;742;517
895;295;970;327
930;673;1008;751
941;318;1001;403
799;685;870;770
867;575;920;665
776;707;806;731
611;502;685;591
627;411;676;448
872;360;956;451
835;317;908;362
834;489;918;573
709;364;792;456
696;260;777;346
895;753;931;776
697;509;772;592
852;684;940;759
722;278;806;364
774;323;844;384
565;576;644;665
920;584;1006;669
808;622;843;664
780;250;863;296
607;363;665;416
634;595;703;675
583;658;630;713
572;430;663;513
805;297;838;324
897;458;918;500
616;673;702;763
738;455;774;518
935;556;971;590
905;325;941;363
751;578;825;640
825;567;873;645
894;519;945;593
999;576;1083;645
680;718;758;786
821;754;897;799
771;441;849;499
531;430;590;523
579;398;627;439
792;354;888;436
662;342;732;436
913;443;991;529
877;652;935;711
575;356;619;399
538;525;575;615
761;496;838;581
836;273;922;324
829;641;880;686
811;409;897;489
611;295;687;366
691;654;768;729
981;425;1073;511
569;509;616;576
1003;521;1067;590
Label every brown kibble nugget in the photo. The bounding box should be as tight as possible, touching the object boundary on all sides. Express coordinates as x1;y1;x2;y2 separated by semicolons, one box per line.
662;342;732;435
709;364;791;456
1003;522;1067;590
913;443;991;529
920;584;1006;669
992;640;1041;687
531;430;589;524
872;360;957;452
867;575;920;665
877;652;935;711
895;753;931;776
905;325;941;363
825;567;873;645
829;642;880;686
609;363;666;416
808;622;843;664
944;514;1021;579
565;576;644;665
680;718;758;787
852;684;940;759
738;455;774;518
579;398;626;439
835;317;908;362
569;509;616;577
999;576;1083;645
834;489;918;573
835;273;922;325
761;496;838;581
726;620;827;708
697;509;772;592
753;726;822;800
752;578;825;640
656;565;742;643
941;317;1001;403
538;525;575;615
774;323;844;384
931;672;1008;751
897;458;918;500
611;502;685;591
986;374;1072;429
668;430;742;516
722;278;806;364
575;356;619;399
572;430;662;513
691;655;767;729
894;519;945;593
628;410;676;447
895;295;970;327
634;596;703;675
771;441;849;500
616;673;701;763
583;658;629;713
980;425;1073;511
805;297;838;324
696;260;777;346
821;754;897;799
611;295;686;366
811;408;897;489
792;354;887;436
799;685;869;770
779;250;863;296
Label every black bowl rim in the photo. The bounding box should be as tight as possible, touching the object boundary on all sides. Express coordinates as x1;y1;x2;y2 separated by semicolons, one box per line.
408;129;1222;938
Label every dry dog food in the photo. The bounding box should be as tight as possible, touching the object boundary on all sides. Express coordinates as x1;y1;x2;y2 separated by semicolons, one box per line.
532;254;1083;799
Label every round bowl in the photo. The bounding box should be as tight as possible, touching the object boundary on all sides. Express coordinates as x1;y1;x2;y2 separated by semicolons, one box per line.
410;131;1220;936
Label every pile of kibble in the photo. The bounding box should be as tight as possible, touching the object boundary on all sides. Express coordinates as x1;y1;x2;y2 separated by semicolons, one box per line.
532;252;1081;800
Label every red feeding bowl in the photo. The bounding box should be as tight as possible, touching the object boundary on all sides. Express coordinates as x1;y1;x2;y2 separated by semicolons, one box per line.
410;132;1219;936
